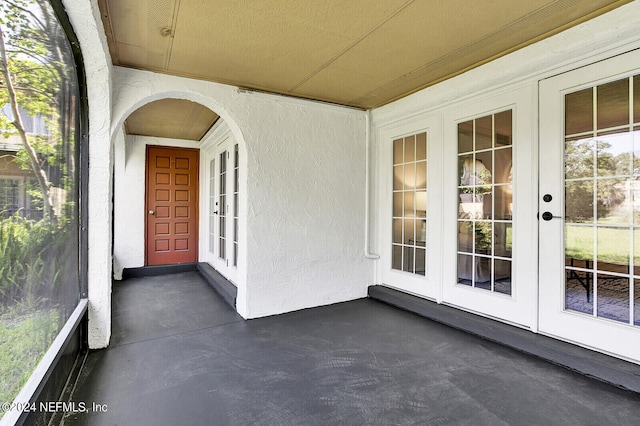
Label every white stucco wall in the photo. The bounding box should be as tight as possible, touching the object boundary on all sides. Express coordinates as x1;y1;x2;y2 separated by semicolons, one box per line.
110;67;371;319
62;0;113;349
241;93;369;317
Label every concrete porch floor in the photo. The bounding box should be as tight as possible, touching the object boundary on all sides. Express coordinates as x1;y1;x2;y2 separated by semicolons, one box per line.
62;272;640;425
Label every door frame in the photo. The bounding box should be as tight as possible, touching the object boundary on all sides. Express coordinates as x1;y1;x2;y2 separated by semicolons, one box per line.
144;145;200;266
538;49;640;363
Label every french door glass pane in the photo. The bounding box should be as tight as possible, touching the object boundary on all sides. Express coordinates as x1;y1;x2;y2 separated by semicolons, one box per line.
233;144;239;267
563;74;640;326
565;269;594;315
597;79;629;130
219;151;227;260
392;133;427;276
457;110;513;294
597;274;629;322
495;110;512;146
635;279;640;325
209;159;215;253
635;76;640;123
565;88;593;135
494;259;512;294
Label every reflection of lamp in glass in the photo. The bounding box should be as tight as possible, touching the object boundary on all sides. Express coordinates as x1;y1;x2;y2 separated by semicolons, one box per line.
416;191;427;241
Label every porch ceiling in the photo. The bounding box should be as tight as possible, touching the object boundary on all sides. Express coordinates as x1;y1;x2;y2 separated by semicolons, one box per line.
100;0;630;140
124;99;219;141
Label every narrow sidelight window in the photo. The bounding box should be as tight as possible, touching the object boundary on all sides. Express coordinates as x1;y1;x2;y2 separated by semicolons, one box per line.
392;132;427;275
233;144;239;267
218;151;227;260
209;158;216;253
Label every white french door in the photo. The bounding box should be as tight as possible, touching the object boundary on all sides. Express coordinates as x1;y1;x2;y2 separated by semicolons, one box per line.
441;86;537;329
380;116;443;300
205;140;239;283
539;50;640;363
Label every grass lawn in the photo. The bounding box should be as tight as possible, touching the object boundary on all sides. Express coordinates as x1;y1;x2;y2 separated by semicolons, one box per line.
0;307;61;417
565;224;639;265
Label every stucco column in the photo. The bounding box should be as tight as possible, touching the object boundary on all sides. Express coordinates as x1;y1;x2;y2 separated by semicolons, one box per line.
63;0;114;348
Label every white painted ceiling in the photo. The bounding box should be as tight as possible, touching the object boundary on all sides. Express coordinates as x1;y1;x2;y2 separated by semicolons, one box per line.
99;0;630;140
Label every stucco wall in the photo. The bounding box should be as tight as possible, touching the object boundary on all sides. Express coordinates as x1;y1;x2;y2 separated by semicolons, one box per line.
241;93;369;317
62;0;113;349
110;67;371;319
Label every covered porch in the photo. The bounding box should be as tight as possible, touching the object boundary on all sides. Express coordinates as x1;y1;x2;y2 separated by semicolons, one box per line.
60;271;640;425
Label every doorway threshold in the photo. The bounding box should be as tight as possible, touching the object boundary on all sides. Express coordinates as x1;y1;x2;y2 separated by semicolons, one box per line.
368;285;640;394
122;263;198;279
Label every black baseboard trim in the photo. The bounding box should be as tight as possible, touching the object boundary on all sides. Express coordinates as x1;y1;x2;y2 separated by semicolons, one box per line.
122;263;198;279
368;285;640;394
196;263;237;310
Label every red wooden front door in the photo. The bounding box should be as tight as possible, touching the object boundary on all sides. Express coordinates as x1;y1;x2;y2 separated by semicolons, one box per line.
146;146;199;266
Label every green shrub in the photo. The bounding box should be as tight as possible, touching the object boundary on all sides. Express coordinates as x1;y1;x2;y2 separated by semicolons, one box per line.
0;213;76;412
0;214;75;310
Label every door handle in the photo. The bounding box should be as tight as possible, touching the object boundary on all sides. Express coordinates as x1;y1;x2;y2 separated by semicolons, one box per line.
541;211;561;221
149;210;155;215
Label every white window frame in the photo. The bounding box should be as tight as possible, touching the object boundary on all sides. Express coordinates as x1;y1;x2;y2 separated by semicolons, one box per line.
378;114;443;301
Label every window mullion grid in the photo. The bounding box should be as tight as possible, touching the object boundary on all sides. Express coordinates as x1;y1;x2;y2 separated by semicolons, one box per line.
629;76;635;325
401;137;406;271
233;144;239;267
472;119;477;287
490;115;496;292
592;87;599;317
411;135;418;274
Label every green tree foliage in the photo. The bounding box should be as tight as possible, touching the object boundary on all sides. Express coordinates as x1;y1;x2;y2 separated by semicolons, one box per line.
0;0;79;304
564;138;629;222
0;2;79;411
0;0;76;223
0;213;76;307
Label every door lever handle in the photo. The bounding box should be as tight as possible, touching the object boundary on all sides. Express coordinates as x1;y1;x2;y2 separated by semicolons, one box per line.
541;211;561;221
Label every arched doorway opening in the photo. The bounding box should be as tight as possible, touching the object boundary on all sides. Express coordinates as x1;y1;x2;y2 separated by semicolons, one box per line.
110;94;247;314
